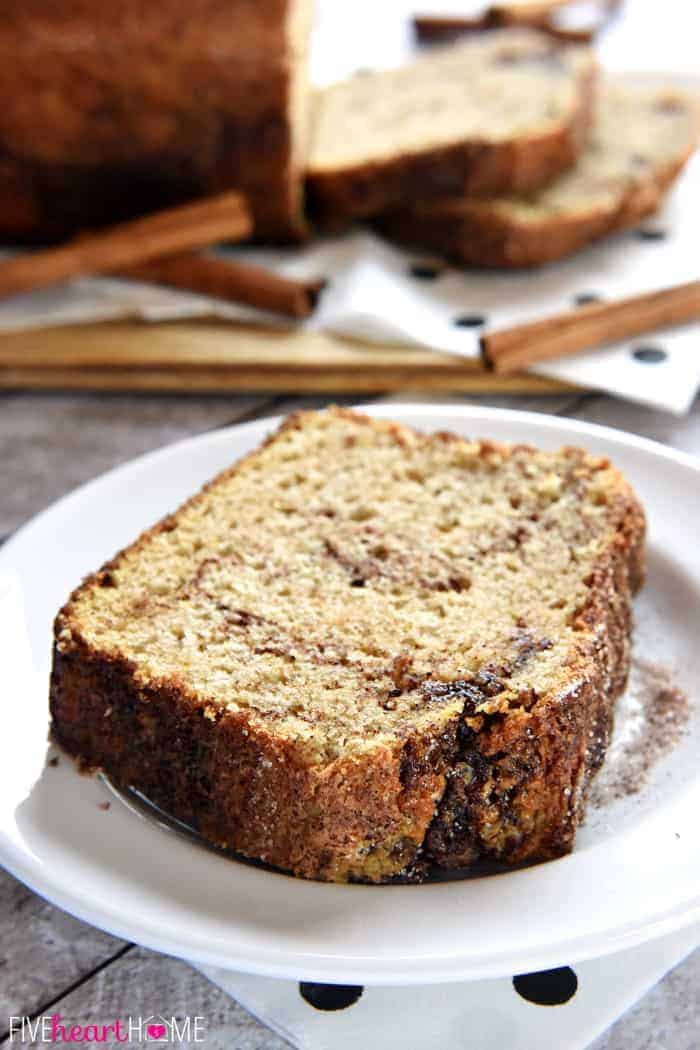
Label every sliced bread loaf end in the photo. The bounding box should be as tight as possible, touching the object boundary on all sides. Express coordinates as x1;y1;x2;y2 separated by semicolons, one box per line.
378;85;699;266
307;29;596;226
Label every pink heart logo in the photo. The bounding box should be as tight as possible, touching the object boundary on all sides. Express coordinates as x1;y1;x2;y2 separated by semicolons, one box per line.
147;1024;167;1039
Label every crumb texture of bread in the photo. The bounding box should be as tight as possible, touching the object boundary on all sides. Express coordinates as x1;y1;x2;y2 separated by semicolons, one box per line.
50;408;645;882
378;85;699;266
0;0;314;241
307;29;596;224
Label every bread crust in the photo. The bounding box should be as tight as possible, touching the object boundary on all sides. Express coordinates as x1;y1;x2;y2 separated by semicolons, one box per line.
377;152;692;268
0;0;312;242
49;409;645;882
307;55;596;228
50;639;455;881
425;483;644;866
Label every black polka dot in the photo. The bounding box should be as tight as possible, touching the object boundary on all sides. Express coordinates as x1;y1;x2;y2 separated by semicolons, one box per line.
635;228;667;241
574;293;603;306
513;966;578;1006
299;983;364;1011
454;314;487;328
632;345;667;364
410;264;441;280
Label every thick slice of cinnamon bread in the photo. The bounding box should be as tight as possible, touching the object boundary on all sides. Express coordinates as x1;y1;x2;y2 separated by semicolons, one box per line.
378;85;699;267
50;408;644;882
306;29;596;225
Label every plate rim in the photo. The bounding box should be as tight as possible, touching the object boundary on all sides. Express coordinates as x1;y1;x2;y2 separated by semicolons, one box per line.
1;401;699;984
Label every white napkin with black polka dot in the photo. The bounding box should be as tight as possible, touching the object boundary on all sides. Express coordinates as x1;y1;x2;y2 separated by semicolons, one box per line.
160;145;700;416
192;922;698;1050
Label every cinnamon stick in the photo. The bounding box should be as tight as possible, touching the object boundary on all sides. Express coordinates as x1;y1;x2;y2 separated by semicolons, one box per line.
413;12;594;44
414;13;494;40
414;0;624;45
120;253;325;319
0;191;252;301
481;280;700;375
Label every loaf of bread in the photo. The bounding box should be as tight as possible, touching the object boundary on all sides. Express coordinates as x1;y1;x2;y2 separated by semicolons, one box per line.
307;29;596;226
0;0;313;242
50;408;644;882
378;85;699;267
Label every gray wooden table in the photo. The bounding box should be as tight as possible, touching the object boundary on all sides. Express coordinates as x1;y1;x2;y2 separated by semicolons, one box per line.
1;388;698;1049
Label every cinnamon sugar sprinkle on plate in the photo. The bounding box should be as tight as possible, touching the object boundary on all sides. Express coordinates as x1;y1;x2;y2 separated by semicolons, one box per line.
590;659;691;808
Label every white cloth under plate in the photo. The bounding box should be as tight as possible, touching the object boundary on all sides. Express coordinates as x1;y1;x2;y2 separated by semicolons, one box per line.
194;923;699;1050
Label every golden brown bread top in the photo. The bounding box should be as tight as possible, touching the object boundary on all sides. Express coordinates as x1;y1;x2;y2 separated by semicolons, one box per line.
0;0;314;240
55;408;644;765
0;1;294;164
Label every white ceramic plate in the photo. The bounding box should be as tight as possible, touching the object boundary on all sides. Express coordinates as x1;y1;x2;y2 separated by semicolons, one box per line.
0;404;698;985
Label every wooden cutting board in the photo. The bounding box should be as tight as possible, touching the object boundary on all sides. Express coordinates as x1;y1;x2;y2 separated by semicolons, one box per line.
0;320;578;394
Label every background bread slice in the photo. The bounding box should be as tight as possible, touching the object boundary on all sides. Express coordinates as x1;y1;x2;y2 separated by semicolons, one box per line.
306;29;596;226
50;408;644;882
0;0;314;242
378;84;699;267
